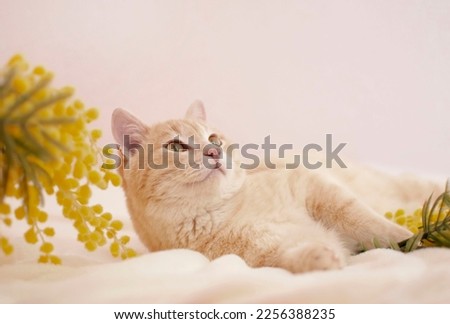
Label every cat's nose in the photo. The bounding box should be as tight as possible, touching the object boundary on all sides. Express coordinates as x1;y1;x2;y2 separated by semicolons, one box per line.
203;145;222;160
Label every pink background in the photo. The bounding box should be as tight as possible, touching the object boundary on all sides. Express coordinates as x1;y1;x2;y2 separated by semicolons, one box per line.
1;0;449;176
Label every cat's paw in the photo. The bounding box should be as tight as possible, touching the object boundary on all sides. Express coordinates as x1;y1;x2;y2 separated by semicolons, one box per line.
387;225;413;244
280;243;345;273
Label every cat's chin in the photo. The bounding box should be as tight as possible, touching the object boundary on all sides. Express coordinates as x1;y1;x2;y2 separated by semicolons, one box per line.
201;166;226;182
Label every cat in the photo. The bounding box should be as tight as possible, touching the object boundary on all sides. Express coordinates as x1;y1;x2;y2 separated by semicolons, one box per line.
111;100;439;273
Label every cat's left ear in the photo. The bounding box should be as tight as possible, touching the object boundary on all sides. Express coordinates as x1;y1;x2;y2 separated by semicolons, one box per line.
111;108;146;149
185;100;206;121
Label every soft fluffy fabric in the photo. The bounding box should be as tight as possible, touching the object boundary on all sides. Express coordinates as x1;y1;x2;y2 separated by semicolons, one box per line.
1;186;449;304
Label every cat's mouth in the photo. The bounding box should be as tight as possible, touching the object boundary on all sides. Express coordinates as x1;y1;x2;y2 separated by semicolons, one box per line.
186;164;227;185
212;162;226;173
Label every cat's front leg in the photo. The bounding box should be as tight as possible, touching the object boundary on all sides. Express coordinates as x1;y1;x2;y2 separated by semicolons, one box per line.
262;220;348;273
217;221;347;274
303;173;412;251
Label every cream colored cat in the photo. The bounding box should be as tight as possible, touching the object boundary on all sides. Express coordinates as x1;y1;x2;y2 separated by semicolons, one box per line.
111;101;438;273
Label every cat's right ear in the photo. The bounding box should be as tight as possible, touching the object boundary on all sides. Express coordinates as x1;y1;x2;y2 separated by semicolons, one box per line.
185;100;206;121
111;108;146;149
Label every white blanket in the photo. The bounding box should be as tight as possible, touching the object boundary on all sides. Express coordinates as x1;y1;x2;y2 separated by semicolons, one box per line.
1;187;450;304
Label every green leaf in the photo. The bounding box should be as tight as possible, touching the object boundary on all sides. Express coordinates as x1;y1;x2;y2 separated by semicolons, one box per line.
0;67;15;98
38;117;75;125
422;193;433;233
443;181;450;208
389;240;401;251
404;232;423;252
40;130;69;152
22;90;72;121
372;237;383;249
3;73;52;118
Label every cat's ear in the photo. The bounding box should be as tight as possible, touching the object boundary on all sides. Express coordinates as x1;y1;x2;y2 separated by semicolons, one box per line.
111;108;146;149
185;100;206;121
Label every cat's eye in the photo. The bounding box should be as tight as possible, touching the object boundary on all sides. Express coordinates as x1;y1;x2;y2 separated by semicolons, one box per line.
164;139;190;152
208;134;222;147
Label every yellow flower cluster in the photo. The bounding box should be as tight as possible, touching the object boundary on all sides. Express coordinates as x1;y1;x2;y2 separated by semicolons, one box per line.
0;55;136;263
385;209;422;234
386;205;448;235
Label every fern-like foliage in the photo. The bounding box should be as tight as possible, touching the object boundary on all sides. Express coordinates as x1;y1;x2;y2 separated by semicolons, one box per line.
396;181;450;252
0;64;73;205
0;54;136;263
